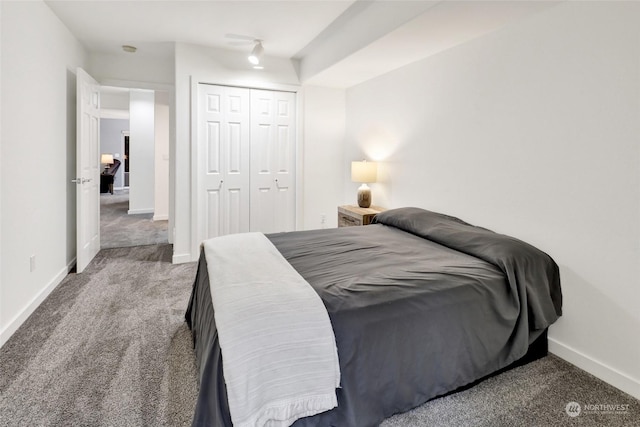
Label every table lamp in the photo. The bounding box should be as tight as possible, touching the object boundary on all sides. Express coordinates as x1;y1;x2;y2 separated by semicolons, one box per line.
101;154;114;172
351;160;377;208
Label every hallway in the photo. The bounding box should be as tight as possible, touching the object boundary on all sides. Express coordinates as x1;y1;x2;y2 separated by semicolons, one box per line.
100;190;168;248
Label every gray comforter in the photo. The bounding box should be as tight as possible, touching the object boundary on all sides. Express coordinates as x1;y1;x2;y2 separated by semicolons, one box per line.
186;208;562;427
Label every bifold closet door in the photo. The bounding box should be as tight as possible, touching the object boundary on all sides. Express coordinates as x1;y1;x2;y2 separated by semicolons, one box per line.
250;89;296;233
197;84;250;241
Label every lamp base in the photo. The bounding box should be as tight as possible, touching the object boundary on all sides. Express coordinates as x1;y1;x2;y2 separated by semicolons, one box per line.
357;184;372;208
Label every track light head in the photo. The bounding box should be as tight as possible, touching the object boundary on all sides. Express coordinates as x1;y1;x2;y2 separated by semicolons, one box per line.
248;41;263;65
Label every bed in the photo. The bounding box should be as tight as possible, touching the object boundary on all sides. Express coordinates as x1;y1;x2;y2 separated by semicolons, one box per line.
185;207;562;427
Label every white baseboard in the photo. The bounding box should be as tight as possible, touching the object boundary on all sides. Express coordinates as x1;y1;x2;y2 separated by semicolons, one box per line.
153;214;168;221
172;252;193;264
128;208;154;215
549;337;640;399
0;258;75;349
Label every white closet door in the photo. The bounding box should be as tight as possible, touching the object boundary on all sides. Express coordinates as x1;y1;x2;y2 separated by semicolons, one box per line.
197;84;250;243
250;89;296;233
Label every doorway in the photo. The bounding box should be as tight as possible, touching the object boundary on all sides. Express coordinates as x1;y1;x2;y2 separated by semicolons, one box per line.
99;86;169;249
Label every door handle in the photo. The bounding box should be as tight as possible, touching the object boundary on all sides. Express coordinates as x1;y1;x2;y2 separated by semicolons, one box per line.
71;178;92;184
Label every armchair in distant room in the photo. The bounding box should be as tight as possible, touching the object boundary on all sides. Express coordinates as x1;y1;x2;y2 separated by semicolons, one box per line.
100;158;121;194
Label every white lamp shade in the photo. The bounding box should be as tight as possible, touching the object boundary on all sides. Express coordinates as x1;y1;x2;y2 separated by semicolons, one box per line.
351;161;377;183
101;153;114;164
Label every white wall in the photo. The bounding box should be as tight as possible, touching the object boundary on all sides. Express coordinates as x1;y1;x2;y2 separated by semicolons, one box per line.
89;49;174;89
302;86;346;229
0;0;86;346
154;91;170;221
128;90;155;214
173;43;302;262
100;88;130;120
345;2;640;398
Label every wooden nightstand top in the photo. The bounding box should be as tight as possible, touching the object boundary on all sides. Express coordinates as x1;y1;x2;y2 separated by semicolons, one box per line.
338;205;385;216
338;205;386;227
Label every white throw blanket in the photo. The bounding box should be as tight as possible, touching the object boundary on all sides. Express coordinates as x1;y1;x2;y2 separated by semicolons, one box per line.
203;232;341;427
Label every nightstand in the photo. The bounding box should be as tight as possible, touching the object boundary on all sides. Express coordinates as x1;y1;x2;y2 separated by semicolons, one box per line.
337;205;385;227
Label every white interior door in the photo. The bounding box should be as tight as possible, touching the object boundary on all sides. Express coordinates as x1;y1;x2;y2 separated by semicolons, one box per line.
75;68;101;272
197;84;250;244
250;89;296;233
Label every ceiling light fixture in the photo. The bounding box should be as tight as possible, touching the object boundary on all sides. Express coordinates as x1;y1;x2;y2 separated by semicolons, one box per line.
248;41;263;65
122;45;137;53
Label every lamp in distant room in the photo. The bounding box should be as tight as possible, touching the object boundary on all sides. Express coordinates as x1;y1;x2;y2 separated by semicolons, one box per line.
351;160;378;208
101;153;114;172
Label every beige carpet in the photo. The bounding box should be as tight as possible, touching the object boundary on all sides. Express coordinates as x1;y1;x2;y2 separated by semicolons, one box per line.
0;245;198;426
100;190;168;249
0;244;638;426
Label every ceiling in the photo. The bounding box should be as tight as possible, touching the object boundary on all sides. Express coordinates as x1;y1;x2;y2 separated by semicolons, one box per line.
45;0;558;88
45;0;355;58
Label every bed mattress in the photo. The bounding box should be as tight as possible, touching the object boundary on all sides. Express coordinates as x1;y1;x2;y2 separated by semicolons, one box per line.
186;208;562;426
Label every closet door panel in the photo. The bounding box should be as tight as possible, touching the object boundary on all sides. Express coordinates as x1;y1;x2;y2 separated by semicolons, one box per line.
273;91;296;229
222;86;251;234
197;84;250;244
205;189;221;239
250;90;275;232
225;188;243;235
255;124;273;174
197;84;296;247
252;187;274;233
198;85;224;242
250;89;296;233
206;122;221;174
274;183;295;233
227;122;242;173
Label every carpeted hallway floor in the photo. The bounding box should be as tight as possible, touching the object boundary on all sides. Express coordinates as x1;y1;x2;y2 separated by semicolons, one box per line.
100;190;168;249
0;244;638;426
